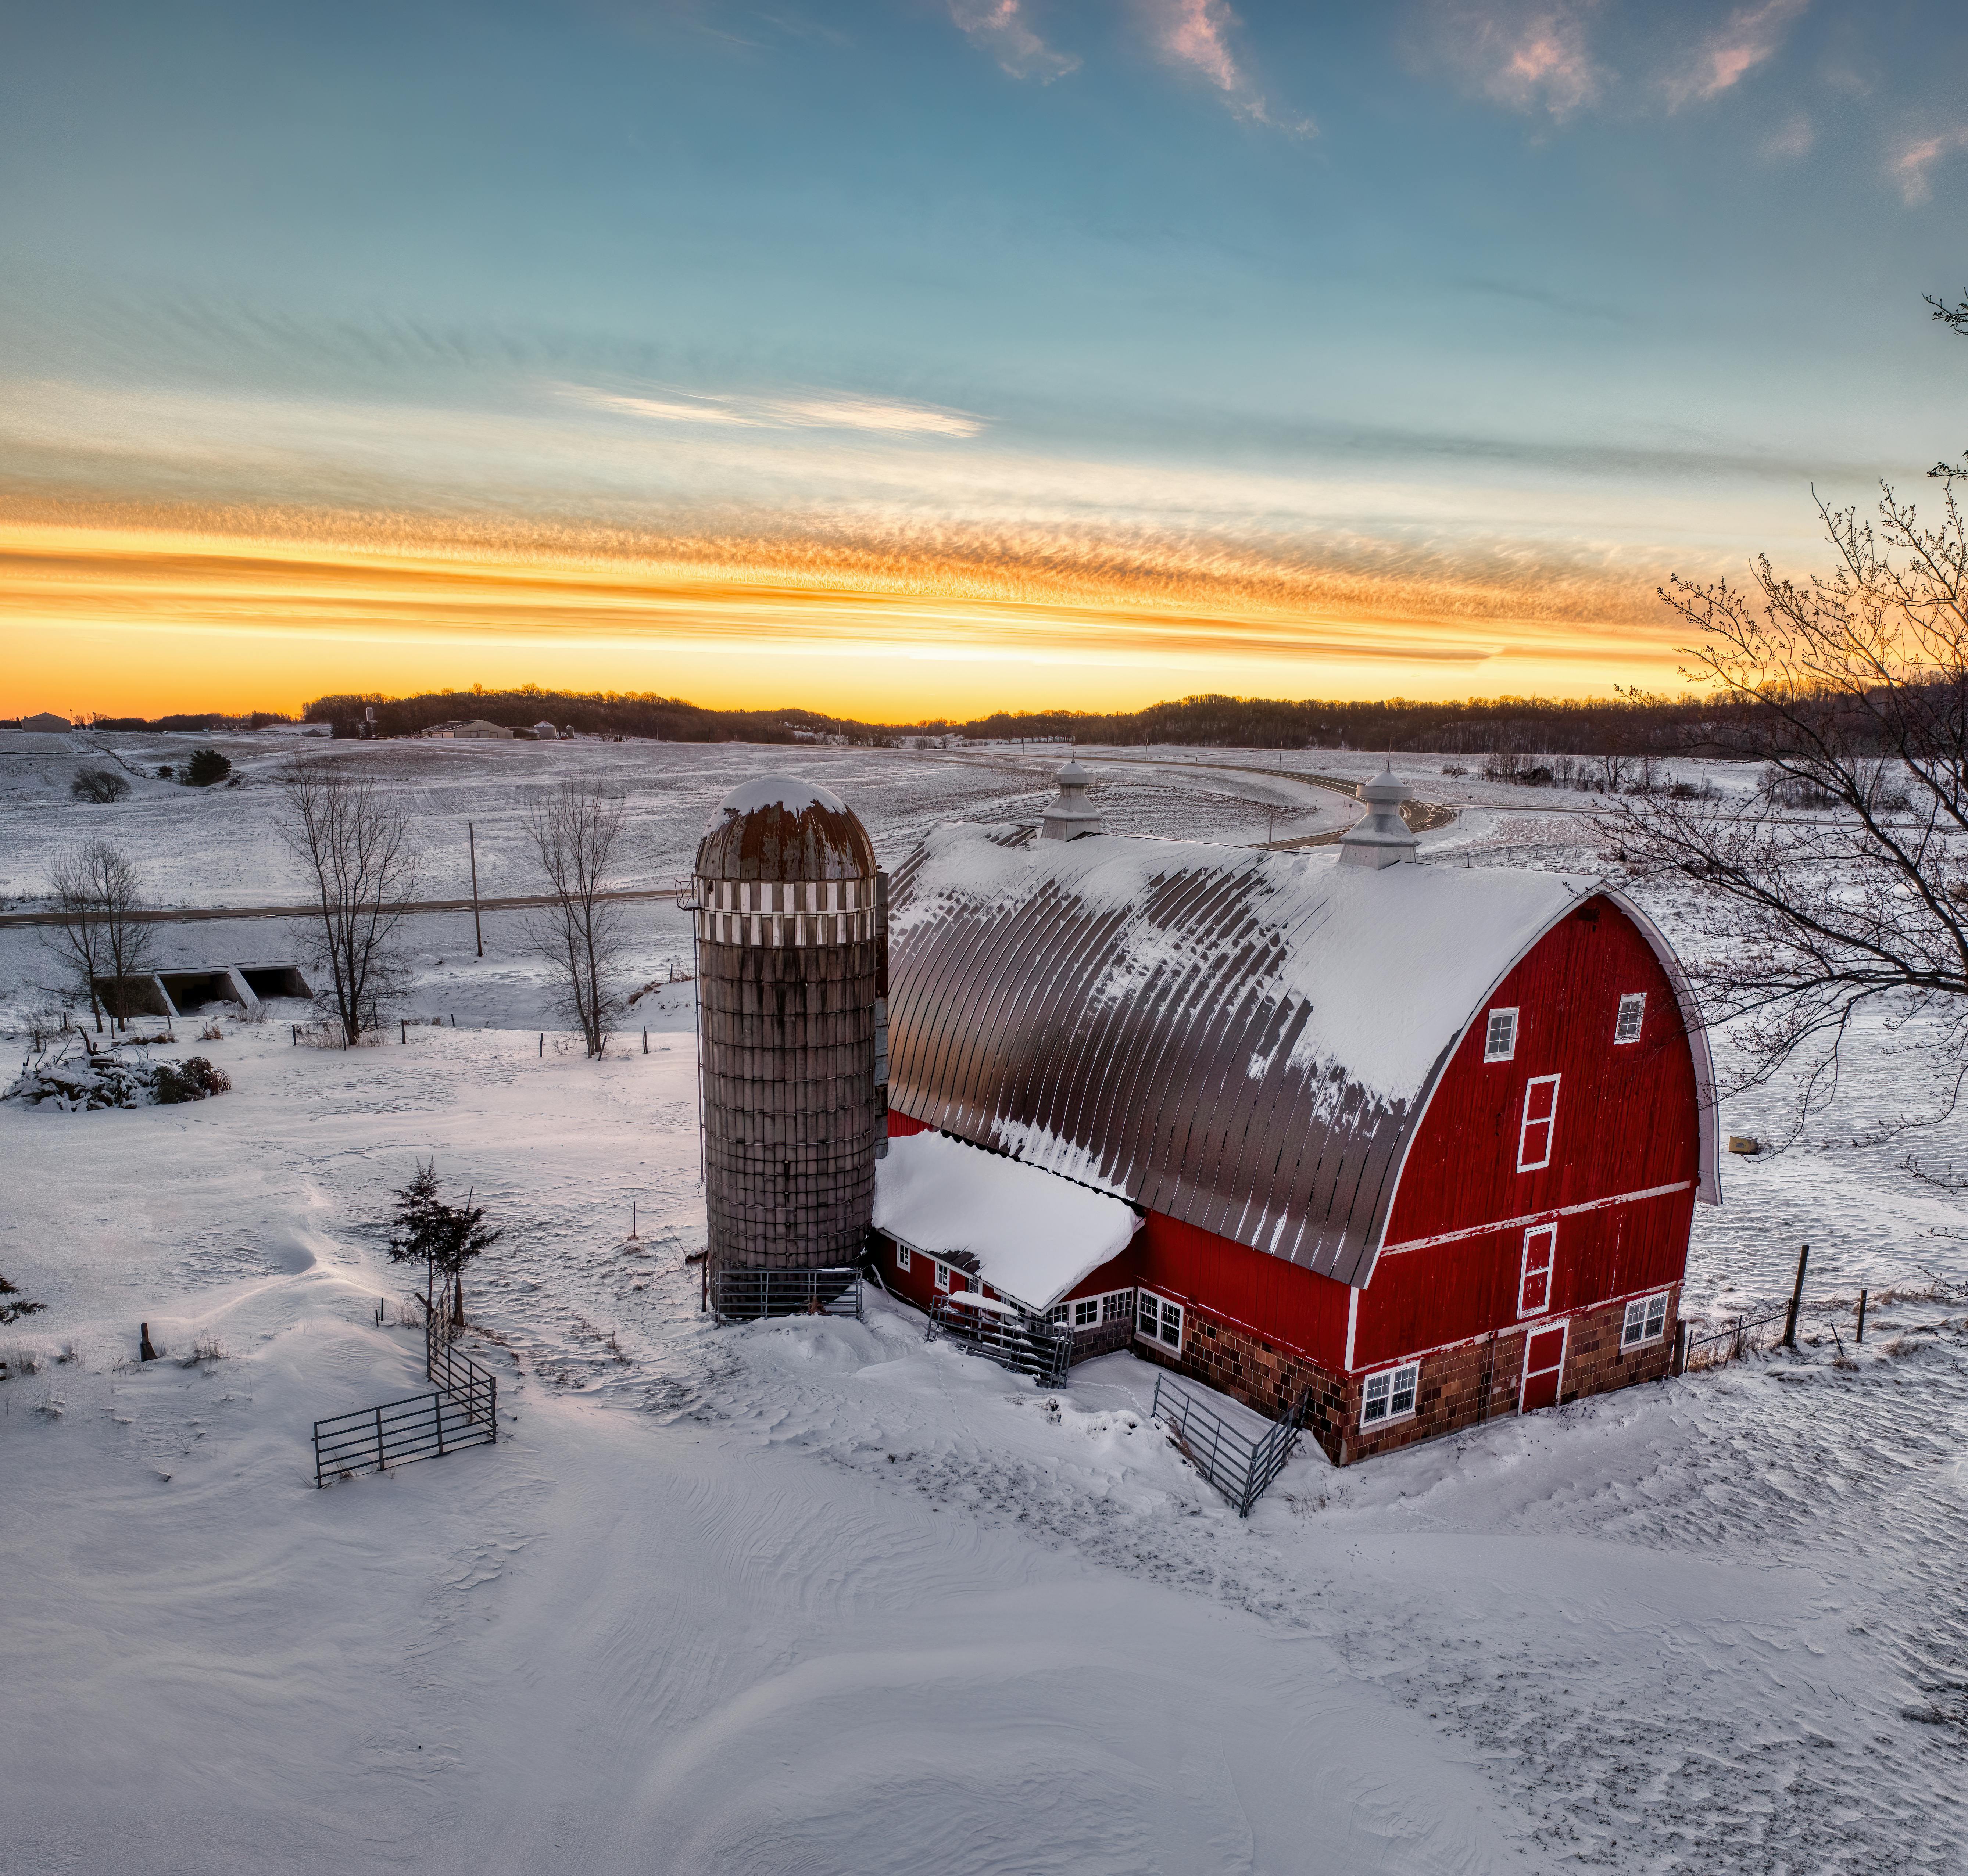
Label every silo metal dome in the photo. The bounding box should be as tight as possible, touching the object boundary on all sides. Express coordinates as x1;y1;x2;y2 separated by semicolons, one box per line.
694;775;877;882
693;774;885;1292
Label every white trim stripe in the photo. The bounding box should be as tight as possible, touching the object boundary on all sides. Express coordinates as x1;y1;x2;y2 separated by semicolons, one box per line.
1378;1179;1695;1256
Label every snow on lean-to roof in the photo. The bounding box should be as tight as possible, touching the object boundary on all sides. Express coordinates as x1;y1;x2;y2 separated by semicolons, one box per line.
873;1128;1138;1310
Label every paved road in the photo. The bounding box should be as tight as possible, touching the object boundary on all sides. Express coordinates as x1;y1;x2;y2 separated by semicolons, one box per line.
0;887;685;929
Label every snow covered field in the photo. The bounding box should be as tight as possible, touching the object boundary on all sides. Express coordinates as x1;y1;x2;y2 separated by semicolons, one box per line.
5;738;1968;1872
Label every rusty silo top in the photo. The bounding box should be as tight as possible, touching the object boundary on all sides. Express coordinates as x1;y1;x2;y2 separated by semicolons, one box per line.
695;775;877;882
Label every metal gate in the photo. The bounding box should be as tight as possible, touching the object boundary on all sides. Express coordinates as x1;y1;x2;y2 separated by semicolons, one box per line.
928;1294;1074;1385
311;1318;500;1487
1151;1373;1312;1516
712;1264;865;1321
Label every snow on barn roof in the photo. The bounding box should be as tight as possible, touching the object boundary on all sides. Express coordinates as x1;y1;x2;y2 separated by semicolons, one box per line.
888;825;1606;1287
873;1127;1139;1310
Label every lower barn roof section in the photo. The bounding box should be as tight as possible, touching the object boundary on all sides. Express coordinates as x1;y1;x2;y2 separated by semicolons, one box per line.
872;1127;1140;1310
888;824;1597;1287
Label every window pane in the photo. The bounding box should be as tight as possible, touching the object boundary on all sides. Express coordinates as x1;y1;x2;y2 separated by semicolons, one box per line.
1159;1302;1182;1346
1137;1294;1159;1335
1076;1299;1099;1326
1615;993;1646;1042
1645;1295;1668;1338
1105;1292;1130;1322
896;1244;910;1270
1391;1366;1417;1416
1363;1373;1390;1423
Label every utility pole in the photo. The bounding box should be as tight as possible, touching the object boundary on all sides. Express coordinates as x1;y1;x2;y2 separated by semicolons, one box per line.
468;820;484;958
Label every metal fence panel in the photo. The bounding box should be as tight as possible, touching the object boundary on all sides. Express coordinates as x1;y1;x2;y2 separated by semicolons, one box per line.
312;1324;501;1487
712;1265;865;1322
1151;1373;1311;1516
927;1296;1074;1385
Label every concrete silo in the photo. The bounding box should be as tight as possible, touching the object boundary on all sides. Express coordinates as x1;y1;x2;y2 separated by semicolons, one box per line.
693;775;886;1312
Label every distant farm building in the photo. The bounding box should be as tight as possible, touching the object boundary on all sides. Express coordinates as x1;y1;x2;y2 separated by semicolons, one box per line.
531;721;561;740
22;711;71;732
421;720;514;739
877;764;1718;1466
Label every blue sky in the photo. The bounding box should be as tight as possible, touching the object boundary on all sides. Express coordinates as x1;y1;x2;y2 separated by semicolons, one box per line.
3;0;1965;714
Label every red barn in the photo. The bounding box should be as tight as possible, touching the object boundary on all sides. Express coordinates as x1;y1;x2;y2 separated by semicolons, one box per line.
876;770;1718;1465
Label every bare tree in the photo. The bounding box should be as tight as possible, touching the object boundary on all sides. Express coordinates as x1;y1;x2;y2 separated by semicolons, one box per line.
277;761;418;1045
522;779;627;1057
1611;479;1968;1130
43;841;156;1033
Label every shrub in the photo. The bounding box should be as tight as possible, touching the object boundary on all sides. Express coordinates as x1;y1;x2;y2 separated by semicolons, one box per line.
153;1057;232;1104
183;749;232;788
71;767;130;803
155;766;173;780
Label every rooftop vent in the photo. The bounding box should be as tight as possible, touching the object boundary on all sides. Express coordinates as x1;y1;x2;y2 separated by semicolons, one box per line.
1338;763;1419;869
1040;758;1102;842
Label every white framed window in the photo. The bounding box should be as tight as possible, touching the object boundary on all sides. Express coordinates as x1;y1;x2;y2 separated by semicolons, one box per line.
895;1242;912;1273
1052;1294;1116;1330
1360;1360;1420;1428
1135;1288;1183;1349
1622;1291;1670;1347
1614;993;1646;1044
1103;1290;1134;1324
1485;1007;1518;1062
1517;1074;1560;1171
1518;1223;1556;1317
933;1260;950;1292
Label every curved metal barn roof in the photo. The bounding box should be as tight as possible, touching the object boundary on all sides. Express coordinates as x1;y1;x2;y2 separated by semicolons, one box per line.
888;824;1715;1287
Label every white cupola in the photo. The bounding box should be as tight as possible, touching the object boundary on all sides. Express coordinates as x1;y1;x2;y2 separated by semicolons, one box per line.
1338;763;1420;868
1040;758;1102;841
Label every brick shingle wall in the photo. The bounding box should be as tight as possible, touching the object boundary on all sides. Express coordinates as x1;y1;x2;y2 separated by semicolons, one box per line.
1141;1285;1680;1466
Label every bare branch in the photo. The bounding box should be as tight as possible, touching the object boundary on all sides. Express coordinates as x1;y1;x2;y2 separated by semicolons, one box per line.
521;780;628;1057
276;761;419;1044
1614;478;1968;1131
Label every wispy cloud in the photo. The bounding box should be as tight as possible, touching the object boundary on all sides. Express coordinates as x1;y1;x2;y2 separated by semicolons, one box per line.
1665;0;1806;109
947;0;1079;82
1135;0;1313;134
1891;125;1968;205
1425;2;1604;123
1760;112;1814;161
573;385;988;437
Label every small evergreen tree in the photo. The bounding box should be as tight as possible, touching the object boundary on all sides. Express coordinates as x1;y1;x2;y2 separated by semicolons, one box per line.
387;1160;444;1317
184;748;232;787
386;1161;501;1329
0;1271;46;1326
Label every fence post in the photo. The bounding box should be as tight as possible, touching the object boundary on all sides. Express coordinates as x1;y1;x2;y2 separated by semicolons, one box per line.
375;1403;386;1471
1783;1244;1809;1349
434;1391;445;1457
489;1372;497;1444
1671;1320;1687;1376
1856;1288;1867;1344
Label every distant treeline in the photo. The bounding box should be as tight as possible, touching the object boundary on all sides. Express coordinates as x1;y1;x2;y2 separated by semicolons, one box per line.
92;711;294;733
298;686;1753;756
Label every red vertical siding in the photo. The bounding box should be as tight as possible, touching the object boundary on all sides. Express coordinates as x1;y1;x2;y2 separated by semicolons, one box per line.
888;1111;934;1139
1135;1213;1349;1369
1358;896;1700;1369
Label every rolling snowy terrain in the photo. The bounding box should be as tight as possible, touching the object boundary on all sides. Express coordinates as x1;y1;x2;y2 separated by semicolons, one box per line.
4;733;1965;1873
